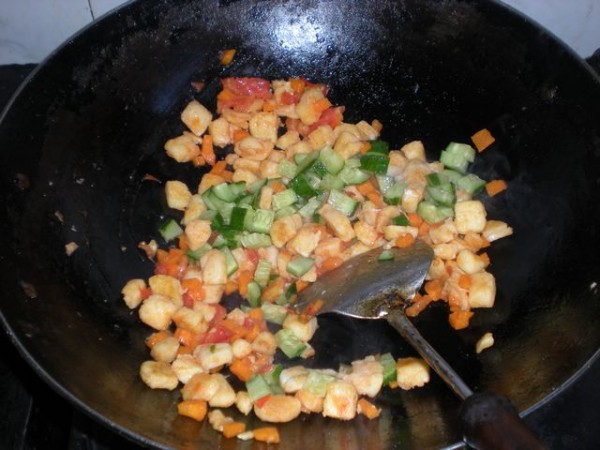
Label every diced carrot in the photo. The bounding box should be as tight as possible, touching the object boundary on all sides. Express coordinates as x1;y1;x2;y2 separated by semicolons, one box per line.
320;256;344;274
471;128;496;152
174;327;199;348
479;252;490;266
458;274;472;289
225;279;238;295
303;299;324;316
262;99;278;112
271;180;287;193
366;191;385;208
418;221;430;237
359;141;372;154
192;154;206;167
221;318;247;341
356;179;376;196
181;278;205;302
463;232;490;251
245;322;262;342
233;129;250;143
313;97;332;114
485;179;507;197
405;293;433;317
178;234;190;251
254;394;272;408
357;398;382;419
290;78;306;94
220;49;236;66
177;399;208;421
371;119;383;133
146;330;171;349
424;279;444;301
217;88;237;102
237;270;254;297
395;233;415;248
388;380;399;389
253;427;280;444
295;280;309;292
230;358;255;382
407;212;423;227
210;160;227;175
177;345;193;355
448;310;474;330
222;421;246;438
247;308;264;322
220;170;233;182
201;134;216;166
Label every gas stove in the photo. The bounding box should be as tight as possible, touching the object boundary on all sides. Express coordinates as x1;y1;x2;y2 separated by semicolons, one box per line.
0;61;598;450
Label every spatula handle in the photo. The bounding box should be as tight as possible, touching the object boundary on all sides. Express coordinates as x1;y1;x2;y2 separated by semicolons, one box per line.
460;392;547;450
385;309;547;450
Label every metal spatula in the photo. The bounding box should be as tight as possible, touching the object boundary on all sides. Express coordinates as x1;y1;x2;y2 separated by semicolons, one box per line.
294;242;545;450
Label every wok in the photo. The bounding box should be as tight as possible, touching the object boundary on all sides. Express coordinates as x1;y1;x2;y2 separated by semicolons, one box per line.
0;0;599;448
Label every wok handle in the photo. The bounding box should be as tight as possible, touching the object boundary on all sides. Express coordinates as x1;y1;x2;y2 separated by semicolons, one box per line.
460;392;547;450
385;309;547;450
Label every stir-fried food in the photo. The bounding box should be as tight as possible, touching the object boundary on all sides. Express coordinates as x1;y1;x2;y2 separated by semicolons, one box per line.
122;76;512;441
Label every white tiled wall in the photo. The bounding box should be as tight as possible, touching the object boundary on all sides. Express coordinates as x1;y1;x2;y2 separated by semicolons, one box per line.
0;0;598;65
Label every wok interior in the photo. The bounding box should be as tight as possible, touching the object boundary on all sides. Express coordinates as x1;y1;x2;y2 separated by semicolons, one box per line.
0;0;599;448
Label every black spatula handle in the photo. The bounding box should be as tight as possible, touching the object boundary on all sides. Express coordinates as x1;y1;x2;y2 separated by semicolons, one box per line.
385;309;547;450
460;392;547;450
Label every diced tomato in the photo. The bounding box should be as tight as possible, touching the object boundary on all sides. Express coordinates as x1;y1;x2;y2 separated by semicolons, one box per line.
154;263;168;275
221;77;271;99
210;304;228;326
280;90;300;105
255;394;271;408
308;106;344;133
245;248;259;266
182;293;194;308
140;287;152;300
201;324;234;344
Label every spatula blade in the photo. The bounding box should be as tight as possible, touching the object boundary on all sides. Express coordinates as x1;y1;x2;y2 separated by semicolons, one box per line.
295;241;434;319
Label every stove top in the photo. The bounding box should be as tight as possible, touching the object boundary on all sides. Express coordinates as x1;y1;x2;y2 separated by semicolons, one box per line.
0;62;599;450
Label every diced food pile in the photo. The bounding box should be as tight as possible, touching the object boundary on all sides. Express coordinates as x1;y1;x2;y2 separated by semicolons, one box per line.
122;76;512;442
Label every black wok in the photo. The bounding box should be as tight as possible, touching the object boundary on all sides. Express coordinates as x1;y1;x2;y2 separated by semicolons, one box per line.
1;0;599;448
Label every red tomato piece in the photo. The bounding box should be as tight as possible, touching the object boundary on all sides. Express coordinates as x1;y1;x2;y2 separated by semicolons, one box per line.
221;77;271;99
308;106;344;133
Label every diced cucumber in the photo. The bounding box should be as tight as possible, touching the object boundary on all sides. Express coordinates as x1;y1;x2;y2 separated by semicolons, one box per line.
360;152;389;175
319;173;345;191
427;183;455;207
298;197;322;219
380;353;397;385
417;200;454;224
185;243;212;261
327;190;358;216
246;209;274;234
261;303;288;325
339;166;370;185
287;256;314;278
376;175;395;194
240;232;272;248
212;182;237;202
276;329;307;359
254;260;271;288
222;246;239;276
368;139;390;154
159;219;183;242
246;374;272;401
275;205;298;219
378;249;395;261
456;173;486;195
304;370;336;397
278;159;298;179
246;280;262;307
289;172;321;198
383;181;406;205
272;189;298;210
319;146;345;175
229;206;248;231
440;142;476;174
